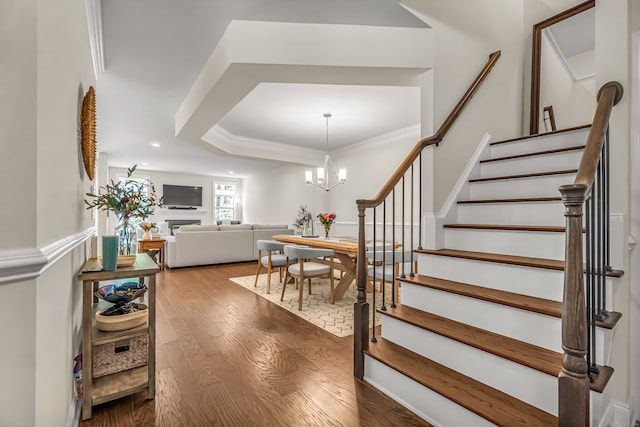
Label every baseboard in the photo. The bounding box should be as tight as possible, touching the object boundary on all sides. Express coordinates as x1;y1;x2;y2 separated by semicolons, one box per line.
598;399;633;427
66;398;81;427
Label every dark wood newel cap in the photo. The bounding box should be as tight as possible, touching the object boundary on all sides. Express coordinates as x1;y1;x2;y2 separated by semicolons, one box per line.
558;184;588;205
597;81;624;105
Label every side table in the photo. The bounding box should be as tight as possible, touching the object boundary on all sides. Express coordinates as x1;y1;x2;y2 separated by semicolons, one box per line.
138;238;166;269
77;253;159;420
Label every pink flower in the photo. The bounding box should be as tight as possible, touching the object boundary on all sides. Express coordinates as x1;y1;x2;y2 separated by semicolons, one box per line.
317;213;336;225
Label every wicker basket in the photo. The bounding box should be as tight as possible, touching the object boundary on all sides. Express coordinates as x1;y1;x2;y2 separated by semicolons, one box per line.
96;303;148;332
92;335;148;378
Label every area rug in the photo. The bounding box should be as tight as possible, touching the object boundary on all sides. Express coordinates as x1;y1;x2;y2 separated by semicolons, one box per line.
229;273;397;338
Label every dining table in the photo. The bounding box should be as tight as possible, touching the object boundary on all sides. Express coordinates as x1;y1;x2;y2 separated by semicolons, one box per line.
272;235;360;302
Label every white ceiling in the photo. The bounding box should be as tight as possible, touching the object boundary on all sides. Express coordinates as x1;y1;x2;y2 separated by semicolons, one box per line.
547;8;595;58
96;1;426;178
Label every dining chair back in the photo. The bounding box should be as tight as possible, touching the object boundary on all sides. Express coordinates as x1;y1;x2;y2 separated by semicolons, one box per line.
253;239;287;294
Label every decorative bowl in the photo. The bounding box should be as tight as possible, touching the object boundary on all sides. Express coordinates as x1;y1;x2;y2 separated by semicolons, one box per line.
95;281;147;304
96;303;148;331
117;255;137;267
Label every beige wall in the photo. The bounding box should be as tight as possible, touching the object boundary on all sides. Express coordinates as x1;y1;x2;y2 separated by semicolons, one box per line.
107;167;228;231
596;0;633;408
539;34;596;130
242;127;420;234
0;0;95;425
401;0;525;212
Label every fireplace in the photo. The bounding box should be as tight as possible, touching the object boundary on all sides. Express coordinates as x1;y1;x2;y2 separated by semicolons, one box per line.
166;219;201;235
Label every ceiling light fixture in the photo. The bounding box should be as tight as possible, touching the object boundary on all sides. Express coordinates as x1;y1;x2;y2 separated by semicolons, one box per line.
305;113;346;191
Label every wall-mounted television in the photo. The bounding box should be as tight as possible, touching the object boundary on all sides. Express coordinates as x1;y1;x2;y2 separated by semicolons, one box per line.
163;184;203;208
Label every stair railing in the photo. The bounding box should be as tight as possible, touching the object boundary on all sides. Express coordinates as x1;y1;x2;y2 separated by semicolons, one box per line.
353;50;502;379
558;81;622;426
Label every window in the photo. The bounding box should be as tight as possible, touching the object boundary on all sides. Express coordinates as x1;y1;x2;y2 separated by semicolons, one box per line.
214;182;239;221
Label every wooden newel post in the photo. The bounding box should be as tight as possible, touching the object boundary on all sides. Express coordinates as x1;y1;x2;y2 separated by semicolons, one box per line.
354;205;369;379
558;184;590;427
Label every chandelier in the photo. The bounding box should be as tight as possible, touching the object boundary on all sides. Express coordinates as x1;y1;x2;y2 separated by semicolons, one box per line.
305;113;347;191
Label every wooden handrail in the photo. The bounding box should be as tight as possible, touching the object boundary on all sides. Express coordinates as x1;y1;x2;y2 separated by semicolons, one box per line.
574;81;623;193
356;50;501;209
353;50;502;381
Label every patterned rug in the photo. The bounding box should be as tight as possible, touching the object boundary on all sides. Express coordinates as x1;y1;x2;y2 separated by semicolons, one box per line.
229;273;396;338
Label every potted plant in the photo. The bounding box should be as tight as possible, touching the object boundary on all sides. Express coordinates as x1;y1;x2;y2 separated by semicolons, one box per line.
294;205;313;236
85;165;163;256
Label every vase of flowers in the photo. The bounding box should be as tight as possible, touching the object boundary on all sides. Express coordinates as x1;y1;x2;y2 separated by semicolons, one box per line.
317;213;336;239
85;165;163;256
140;222;154;240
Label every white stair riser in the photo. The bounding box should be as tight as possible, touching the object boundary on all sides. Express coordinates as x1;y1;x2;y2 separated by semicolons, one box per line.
400;283;562;353
479;150;582;178
417;254;564;301
364;356;495;427
381;316;558;415
469;174;576;200
398;284;611;366
443;228;566;260
458;201;566;226
489;129;589;158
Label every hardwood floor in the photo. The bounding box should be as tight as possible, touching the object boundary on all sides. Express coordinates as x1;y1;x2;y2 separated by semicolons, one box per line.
79;262;431;426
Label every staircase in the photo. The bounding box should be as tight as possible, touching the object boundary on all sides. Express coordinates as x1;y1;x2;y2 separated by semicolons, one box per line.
360;126;621;426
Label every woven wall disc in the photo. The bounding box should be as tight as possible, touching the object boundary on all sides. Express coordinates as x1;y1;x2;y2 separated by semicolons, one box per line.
81;86;97;181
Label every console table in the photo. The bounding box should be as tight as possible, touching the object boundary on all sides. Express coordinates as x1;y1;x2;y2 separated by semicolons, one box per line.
138;237;166;269
77;253;159;420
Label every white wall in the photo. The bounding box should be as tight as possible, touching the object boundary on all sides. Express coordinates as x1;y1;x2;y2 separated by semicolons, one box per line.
630;2;640;421
539;33;596;130
596;0;634;412
106;167;242;231
0;0;95;425
401;0;525;212
243;127;420;236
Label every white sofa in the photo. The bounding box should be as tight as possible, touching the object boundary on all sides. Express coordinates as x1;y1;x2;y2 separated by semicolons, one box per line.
165;224;293;268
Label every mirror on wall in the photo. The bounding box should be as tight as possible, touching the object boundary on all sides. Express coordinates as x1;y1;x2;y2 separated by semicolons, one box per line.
530;0;595;134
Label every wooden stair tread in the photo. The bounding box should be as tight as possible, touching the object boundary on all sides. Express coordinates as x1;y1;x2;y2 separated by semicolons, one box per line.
381;304;562;377
469;169;577;183
399;274;621;330
490;124;591;146
458;197;562;204
415;248;565;271
401;274;562;318
443;224;566;233
480;145;584;164
364;337;558;427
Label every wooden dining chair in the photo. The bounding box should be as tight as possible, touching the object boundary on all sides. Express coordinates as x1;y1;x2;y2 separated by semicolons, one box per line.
281;245;335;311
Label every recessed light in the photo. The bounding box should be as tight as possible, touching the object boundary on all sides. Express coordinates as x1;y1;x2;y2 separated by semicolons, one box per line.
151;143;160;148
228;171;234;175
142;162;148;166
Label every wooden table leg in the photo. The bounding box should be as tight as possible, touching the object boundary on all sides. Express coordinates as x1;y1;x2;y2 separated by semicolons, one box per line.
331;253;357;301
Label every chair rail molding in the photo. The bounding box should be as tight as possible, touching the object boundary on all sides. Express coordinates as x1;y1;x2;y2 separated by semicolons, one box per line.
0;227;95;285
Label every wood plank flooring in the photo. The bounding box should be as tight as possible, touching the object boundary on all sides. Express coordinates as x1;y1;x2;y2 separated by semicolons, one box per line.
79;262;431;427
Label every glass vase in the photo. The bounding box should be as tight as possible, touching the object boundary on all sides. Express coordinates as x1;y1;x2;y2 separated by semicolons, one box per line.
323;223;331;239
116;218;136;255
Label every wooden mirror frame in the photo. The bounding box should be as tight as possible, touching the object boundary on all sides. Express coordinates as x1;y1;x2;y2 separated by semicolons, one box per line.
530;0;594;135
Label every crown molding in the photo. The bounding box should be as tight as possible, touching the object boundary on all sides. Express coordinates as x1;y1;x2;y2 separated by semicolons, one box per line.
0;227;95;285
330;124;420;157
85;0;105;78
206;123;421;165
206;125;326;165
